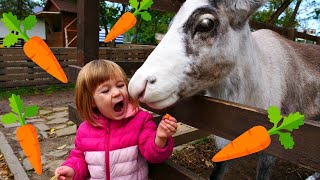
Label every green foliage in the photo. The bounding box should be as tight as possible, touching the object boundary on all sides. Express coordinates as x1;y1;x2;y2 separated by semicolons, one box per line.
129;0;139;9
22;15;37;31
130;0;153;21
99;1;125;34
267;106;304;149
252;0;319;29
1;94;39;126
131;10;174;44
1;13;36;46
0;0;40;20
0;84;75;100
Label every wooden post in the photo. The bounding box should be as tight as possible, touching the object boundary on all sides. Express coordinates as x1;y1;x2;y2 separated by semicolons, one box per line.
77;0;99;66
287;28;295;41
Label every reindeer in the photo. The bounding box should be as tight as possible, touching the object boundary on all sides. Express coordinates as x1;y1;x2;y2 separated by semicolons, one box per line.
128;0;320;179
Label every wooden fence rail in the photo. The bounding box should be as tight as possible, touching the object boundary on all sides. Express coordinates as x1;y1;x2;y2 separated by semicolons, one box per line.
68;63;320;179
0;47;154;88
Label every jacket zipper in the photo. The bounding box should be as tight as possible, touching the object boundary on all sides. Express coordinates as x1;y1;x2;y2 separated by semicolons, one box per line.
105;121;111;180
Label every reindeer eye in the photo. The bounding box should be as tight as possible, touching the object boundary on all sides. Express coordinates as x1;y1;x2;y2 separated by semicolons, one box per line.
195;18;215;33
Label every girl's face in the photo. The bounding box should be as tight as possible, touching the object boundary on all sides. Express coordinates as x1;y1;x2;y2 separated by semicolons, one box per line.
93;77;129;120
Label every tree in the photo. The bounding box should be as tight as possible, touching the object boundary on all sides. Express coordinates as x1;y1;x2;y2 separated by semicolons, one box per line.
130;10;174;44
99;2;129;46
252;0;319;30
0;0;40;20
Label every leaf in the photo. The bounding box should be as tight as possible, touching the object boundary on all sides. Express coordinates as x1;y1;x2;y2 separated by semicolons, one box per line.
278;132;294;149
9;94;24;115
3;33;18;47
139;0;153;11
267;106;282;126
129;0;139;9
49;128;55;135
24;105;39;118
140;11;152;21
22;15;37;31
1;12;21;32
279;112;304;132
1;113;18;124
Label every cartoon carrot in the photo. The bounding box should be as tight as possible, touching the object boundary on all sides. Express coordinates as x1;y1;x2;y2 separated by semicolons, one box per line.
212;106;304;162
104;0;153;42
1;12;68;83
1;94;42;175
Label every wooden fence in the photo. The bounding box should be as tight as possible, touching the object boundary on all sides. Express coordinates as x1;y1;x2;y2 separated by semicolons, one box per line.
67;64;320;179
0;46;154;88
250;21;320;45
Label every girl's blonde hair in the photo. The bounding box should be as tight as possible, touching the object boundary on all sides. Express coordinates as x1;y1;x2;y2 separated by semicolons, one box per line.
75;59;138;126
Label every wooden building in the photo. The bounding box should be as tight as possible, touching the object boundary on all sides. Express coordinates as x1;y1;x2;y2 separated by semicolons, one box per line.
36;0;77;47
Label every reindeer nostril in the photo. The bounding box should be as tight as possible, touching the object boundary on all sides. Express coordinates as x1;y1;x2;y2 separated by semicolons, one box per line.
147;76;157;84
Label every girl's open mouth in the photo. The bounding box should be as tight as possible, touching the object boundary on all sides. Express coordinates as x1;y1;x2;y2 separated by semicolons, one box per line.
114;101;124;112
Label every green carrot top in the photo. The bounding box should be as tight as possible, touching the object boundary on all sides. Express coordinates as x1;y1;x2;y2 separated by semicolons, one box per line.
1;12;37;47
267;106;304;149
129;0;153;21
1;94;39;126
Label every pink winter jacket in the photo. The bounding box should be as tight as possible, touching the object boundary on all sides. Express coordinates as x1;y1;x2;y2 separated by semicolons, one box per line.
62;108;174;180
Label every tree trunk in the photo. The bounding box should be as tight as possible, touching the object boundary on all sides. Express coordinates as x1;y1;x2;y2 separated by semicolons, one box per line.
268;0;293;24
287;0;302;28
132;17;143;44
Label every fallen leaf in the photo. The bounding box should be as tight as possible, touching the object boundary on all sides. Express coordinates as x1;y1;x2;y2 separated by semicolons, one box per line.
205;160;213;168
57;144;67;150
49;128;55;135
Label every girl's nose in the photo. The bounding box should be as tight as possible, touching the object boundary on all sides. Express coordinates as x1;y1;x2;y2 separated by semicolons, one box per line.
112;89;121;97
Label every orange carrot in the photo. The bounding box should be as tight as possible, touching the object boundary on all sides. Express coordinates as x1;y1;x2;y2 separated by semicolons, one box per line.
164;113;172;120
16;124;42;175
212;126;271;162
23;36;68;83
1;94;42;175
104;12;137;43
212;106;304;162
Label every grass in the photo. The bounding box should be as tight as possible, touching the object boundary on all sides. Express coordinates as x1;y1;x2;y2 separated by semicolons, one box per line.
192;137;212;145
0;84;75;100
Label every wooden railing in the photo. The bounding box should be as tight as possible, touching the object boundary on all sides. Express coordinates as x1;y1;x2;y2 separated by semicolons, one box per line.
0;47;154;88
67;63;320;179
249;21;320;45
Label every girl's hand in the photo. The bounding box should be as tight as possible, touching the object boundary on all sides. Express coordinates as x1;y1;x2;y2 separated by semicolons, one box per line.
155;115;178;148
54;166;75;180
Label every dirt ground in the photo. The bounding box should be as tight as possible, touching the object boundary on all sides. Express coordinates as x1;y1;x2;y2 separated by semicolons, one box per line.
0;89;317;180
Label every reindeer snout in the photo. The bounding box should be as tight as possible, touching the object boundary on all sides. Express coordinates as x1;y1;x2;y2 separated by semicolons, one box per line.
147;76;157;84
129;74;157;100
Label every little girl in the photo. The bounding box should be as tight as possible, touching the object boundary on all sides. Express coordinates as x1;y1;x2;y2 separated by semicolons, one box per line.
54;60;178;180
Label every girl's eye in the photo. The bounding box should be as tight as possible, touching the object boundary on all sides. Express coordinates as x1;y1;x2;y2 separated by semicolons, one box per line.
118;84;125;88
102;90;109;93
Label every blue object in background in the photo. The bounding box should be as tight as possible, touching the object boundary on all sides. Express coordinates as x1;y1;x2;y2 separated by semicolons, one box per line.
99;27;123;44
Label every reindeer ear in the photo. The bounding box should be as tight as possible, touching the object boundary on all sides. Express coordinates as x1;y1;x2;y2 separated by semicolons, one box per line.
232;0;267;17
220;0;267;29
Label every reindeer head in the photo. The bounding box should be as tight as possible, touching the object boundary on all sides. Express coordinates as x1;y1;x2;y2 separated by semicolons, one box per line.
128;0;267;109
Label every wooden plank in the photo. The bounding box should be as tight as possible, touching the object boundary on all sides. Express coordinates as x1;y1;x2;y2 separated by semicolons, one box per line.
0;79;63;88
100;54;150;59
0;48;24;54
0;73;56;81
67;65;82;83
77;0;99;66
145;96;320;171
0;56;29;61
0;67;47;74
105;0;184;12
148;159;205;180
0;61;77;68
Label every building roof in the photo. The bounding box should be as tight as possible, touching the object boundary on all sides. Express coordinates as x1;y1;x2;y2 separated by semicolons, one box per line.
43;0;77;13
